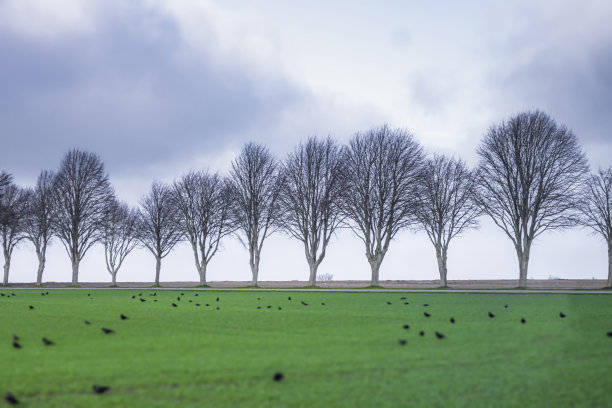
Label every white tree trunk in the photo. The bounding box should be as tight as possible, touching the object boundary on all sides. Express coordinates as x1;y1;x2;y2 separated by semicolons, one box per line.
71;259;79;285
436;246;448;287
250;249;260;286
199;261;208;286
368;255;383;286
517;247;530;288
307;258;317;287
111;270;117;286
2;250;10;285
36;249;46;286
155;256;161;286
607;241;612;288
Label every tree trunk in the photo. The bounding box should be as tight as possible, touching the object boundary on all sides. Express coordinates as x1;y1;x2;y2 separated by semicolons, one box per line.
71;259;79;285
36;250;45;286
368;256;383;286
111;271;117;286
155;256;161;286
199;261;207;286
607;241;612;288
2;252;10;286
436;246;448;287
250;249;260;286
307;258;317;287
517;249;530;288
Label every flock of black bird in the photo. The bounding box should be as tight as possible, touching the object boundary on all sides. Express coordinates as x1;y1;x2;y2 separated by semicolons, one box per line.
3;289;612;406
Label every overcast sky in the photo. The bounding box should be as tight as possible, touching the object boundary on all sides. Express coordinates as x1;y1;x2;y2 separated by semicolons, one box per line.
1;0;611;284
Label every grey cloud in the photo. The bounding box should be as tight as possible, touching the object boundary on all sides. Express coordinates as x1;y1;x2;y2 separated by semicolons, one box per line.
0;3;303;180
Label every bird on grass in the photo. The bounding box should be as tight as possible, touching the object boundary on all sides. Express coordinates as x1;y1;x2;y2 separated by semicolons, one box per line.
267;305;272;309
29;305;34;310
504;304;509;308
450;317;455;324
400;297;406;300
120;314;128;320
521;318;526;324
398;339;407;346
387;301;392;305
403;302;410;305
403;324;410;330
273;372;284;382
257;306;261;309
41;292;45;296
101;328;114;334
13;335;19;341
321;302;325;306
139;298;146;303
488;312;495;318
92;385;111;394
216;297;220;302
195;303;201;307
46;291;49;295
435;331;445;339
205;304;210;307
423;304;429;307
419;331;425;336
132;295;135;299
606;331;612;337
0;293;4;296
278;306;282;310
172;303;178;307
139;293;142;297
216;306;220;310
559;312;566;318
84;320;91;325
194;293;197;297
257;297;260;301
301;301;308;306
42;337;54;346
177;297;180;301
4;392;19;405
288;296;292;301
181;293;184;296
87;293;90;297
424;312;431;318
12;341;21;349
188;300;193;303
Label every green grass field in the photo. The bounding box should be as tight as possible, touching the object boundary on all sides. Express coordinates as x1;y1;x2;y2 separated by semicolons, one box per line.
2;289;611;407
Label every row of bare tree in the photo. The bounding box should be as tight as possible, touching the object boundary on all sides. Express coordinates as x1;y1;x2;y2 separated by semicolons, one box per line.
1;110;611;287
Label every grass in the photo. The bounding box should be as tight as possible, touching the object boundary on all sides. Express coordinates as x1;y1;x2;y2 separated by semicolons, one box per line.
2;289;611;407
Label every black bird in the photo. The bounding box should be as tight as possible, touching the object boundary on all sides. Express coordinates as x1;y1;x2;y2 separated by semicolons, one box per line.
120;314;128;320
195;303;200;306
29;305;34;310
216;297;220;302
132;295;135;299
101;328;114;334
504;304;509;308
450;317;455;324
301;301;308;306
216;306;220;310
139;293;142;297
87;293;91;297
188;300;193;303
423;304;429;307
45;291;49;295
273;372;284;382
435;331;445;339
12;341;21;349
278;306;282;310
267;305;271;309
153;292;157;296
41;292;45;296
288;296;292;301
84;320;91;325
13;334;19;341
42;337;54;346
205;304;209;307
606;331;612;337
0;293;4;296
194;293;197;297
181;293;184;296
400;297;406;300
4;392;19;405
139;298;146;303
488;312;495;318
11;293;16;296
403;302;409;305
177;297;181;301
398;339;407;346
321;302;325;306
92;385;111;394
419;331;425;336
257;297;260;300
257;306;261;309
521;318;526;324
559;312;566;318
172;303;178;307
424;312;431;318
403;324;410;330
154;300;157;302
387;301;392;305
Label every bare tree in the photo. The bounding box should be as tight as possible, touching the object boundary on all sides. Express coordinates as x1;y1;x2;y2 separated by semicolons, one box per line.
476;110;589;288
229;143;282;286
51;150;114;285
0;183;30;285
279;136;345;286
137;181;182;285
341;125;425;286
24;170;55;285
580;167;612;287
102;199;138;286
173;171;233;286
415;155;480;287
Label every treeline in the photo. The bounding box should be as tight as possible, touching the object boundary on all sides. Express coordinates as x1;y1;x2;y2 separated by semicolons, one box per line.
1;110;611;288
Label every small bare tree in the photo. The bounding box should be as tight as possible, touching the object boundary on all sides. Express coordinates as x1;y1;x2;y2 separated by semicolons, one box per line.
102;199;138;286
51;150;114;285
279;136;345;286
173;171;233;286
137;181;182;285
341;125;425;286
415;155;480;287
581;167;612;287
24;170;55;285
0;183;30;285
229;143;282;286
476;110;589;288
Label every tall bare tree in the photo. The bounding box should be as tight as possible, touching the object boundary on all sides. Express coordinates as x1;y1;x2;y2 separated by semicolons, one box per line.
229;143;282;286
102;199;139;286
51;150;114;285
476;110;589;288
415;155;480;287
581;167;612;287
137;181;182;285
173;171;233;286
341;125;425;286
0;183;30;285
24;170;55;285
279;136;345;286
